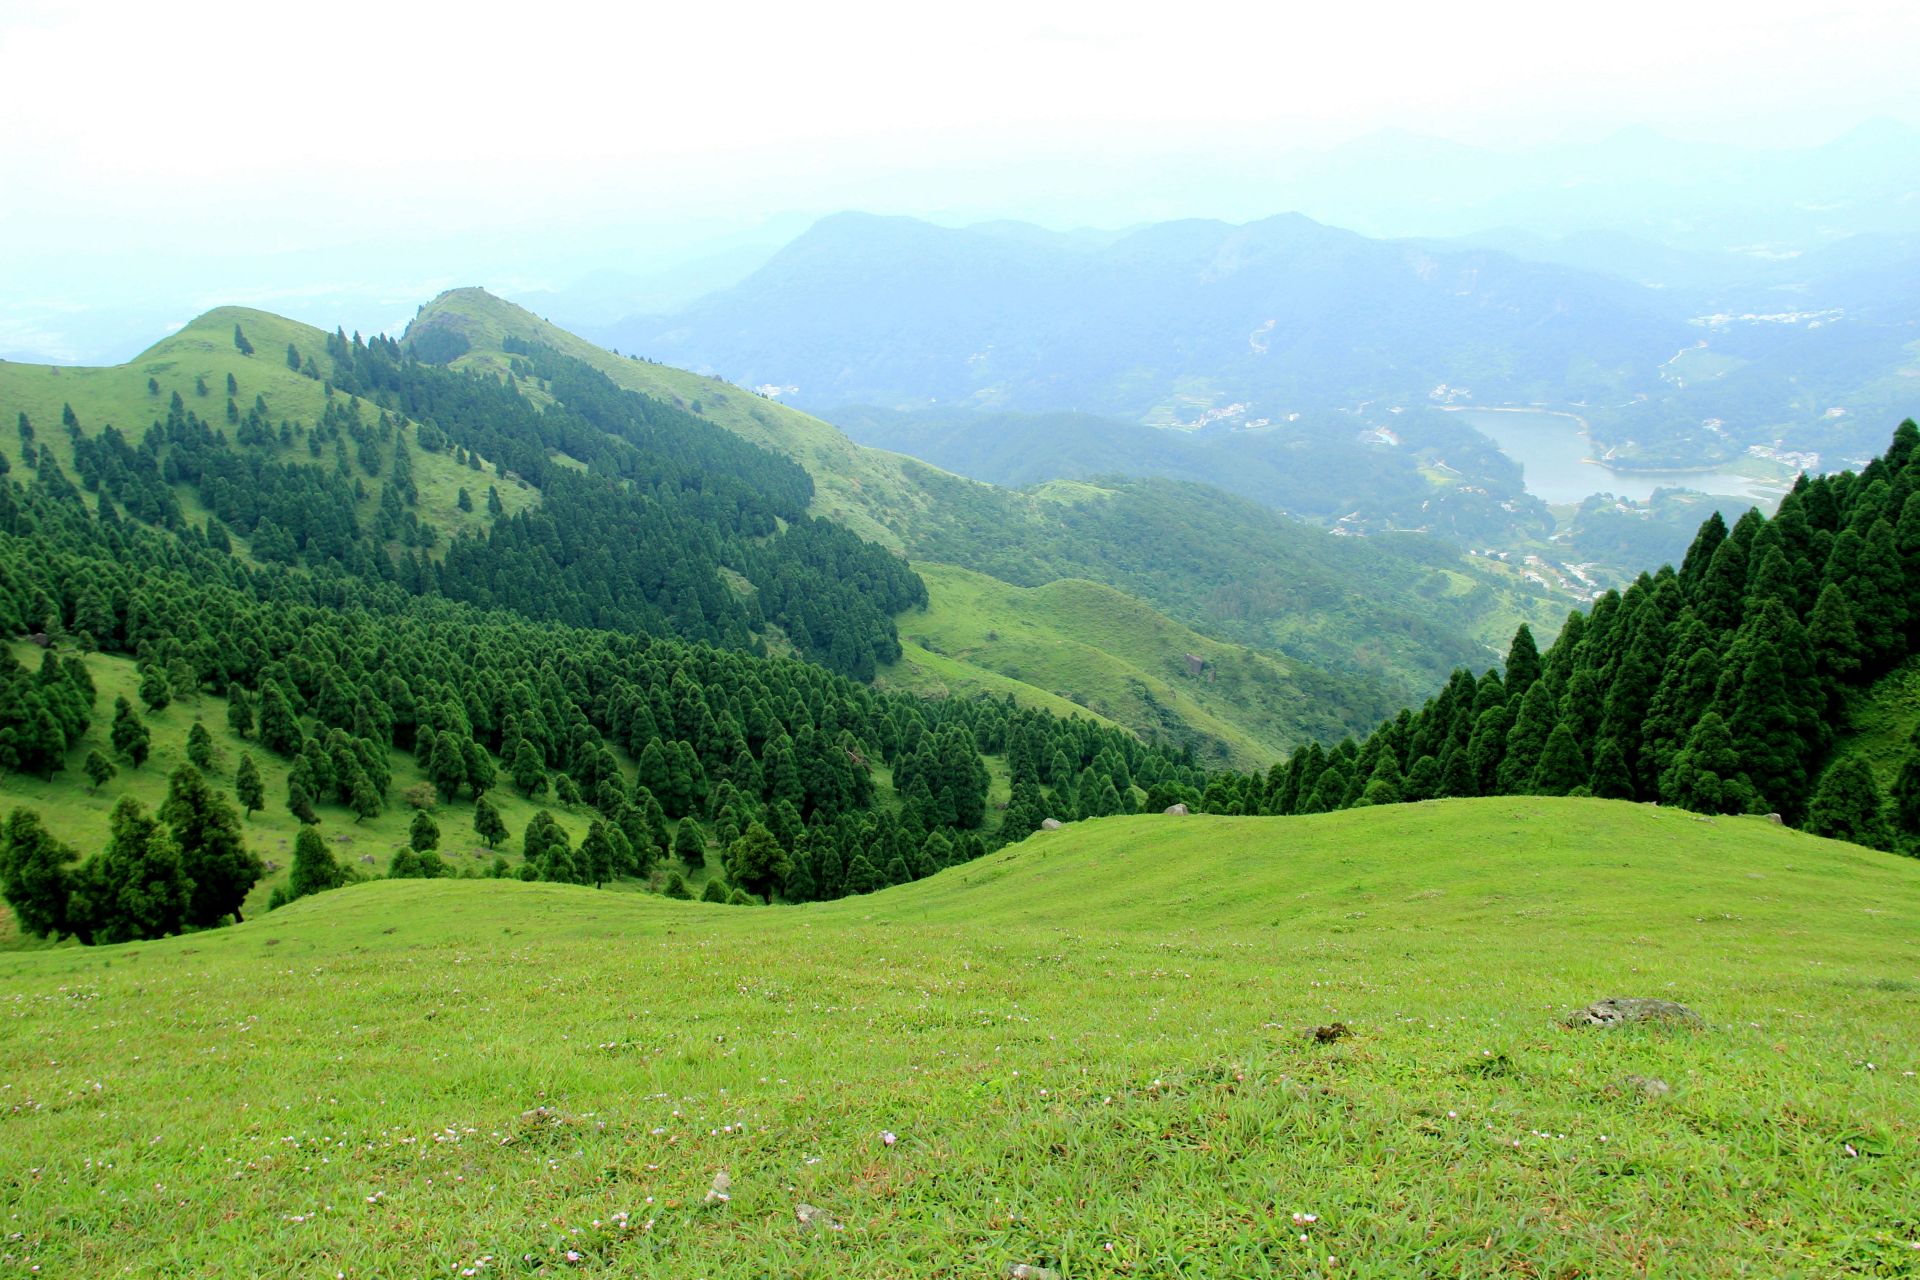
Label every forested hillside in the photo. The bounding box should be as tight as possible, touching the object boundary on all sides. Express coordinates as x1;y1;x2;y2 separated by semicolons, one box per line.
1198;421;1920;854
0;457;1208;943
411;289;1561;722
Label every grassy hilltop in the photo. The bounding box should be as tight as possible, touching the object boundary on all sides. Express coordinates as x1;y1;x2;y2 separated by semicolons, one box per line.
2;800;1916;1277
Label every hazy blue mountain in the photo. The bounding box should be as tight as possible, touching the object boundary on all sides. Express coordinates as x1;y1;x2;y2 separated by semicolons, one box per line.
627;211;1687;419
615;204;1918;468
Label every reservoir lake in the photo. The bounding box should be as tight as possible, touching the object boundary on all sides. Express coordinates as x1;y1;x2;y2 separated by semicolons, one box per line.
1450;408;1786;507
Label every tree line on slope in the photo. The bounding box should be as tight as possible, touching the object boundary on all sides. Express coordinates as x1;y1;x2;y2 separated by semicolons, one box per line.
0;462;1211;942
1194;421;1920;853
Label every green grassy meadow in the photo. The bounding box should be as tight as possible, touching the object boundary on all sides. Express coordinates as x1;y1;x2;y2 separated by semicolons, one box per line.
2;799;1916;1277
881;564;1325;769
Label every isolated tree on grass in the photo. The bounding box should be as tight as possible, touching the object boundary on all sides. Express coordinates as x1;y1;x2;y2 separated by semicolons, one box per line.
235;753;264;817
110;696;150;768
186;721;215;771
662;870;692;900
409;810;440;853
473;794;508;849
137;665;172;713
278;826;347;908
233;323;254;355
700;877;728;903
83;749;117;794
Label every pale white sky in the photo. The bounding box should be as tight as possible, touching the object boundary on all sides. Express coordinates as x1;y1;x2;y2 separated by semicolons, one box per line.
3;0;1918;359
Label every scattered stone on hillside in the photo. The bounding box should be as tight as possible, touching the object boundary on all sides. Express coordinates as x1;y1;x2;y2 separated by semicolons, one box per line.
1614;1074;1671;1099
261;860;280;873
1007;1266;1059;1280
795;1202;840;1232
1566;998;1701;1028
360;854;376;865
1164;803;1191;815
704;1170;731;1205
1765;813;1784;825
1309;1022;1352;1044
1039;818;1063;831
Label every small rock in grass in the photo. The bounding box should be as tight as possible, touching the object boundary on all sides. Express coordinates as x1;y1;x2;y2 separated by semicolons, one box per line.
1039;818;1063;831
1566;998;1701;1028
795;1202;839;1231
1007;1266;1059;1280
1309;1022;1352;1044
1765;813;1784;825
1620;1074;1670;1099
704;1170;731;1205
1163;803;1190;815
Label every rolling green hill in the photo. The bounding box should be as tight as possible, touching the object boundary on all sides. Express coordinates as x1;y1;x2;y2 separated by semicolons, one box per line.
2;800;1915;1276
880;564;1364;767
0;307;532;549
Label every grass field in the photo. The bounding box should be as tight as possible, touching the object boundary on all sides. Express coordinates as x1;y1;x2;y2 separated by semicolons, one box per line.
880;564;1329;769
2;799;1916;1277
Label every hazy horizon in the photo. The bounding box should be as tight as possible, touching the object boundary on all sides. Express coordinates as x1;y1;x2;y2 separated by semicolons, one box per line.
5;0;1919;363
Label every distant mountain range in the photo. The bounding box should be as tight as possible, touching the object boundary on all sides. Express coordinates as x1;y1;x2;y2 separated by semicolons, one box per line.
600;205;1920;468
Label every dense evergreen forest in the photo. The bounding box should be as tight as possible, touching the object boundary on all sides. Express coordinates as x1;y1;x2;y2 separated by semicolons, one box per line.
1199;421;1920;853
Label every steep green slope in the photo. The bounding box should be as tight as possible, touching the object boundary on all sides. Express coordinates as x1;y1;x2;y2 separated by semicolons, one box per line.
412;287;941;552
2;800;1915;1277
881;563;1360;766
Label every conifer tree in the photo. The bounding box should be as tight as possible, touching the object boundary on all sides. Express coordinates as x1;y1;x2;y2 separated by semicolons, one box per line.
286;826;346;902
701;877;728;903
473;794;508;849
235;753;264;816
727;821;787;899
512;738;546;797
1661;711;1752;815
1530;722;1588;796
844;852;881;895
110;695;150;768
0;808;78;938
186;721;215;771
409;810;440;853
257;685;303;756
226;685;254;738
162;764;260;926
674;818;707;869
1805;758;1894;850
1497;682;1556;793
1587;736;1633;800
84;749;117;793
77;797;193;944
